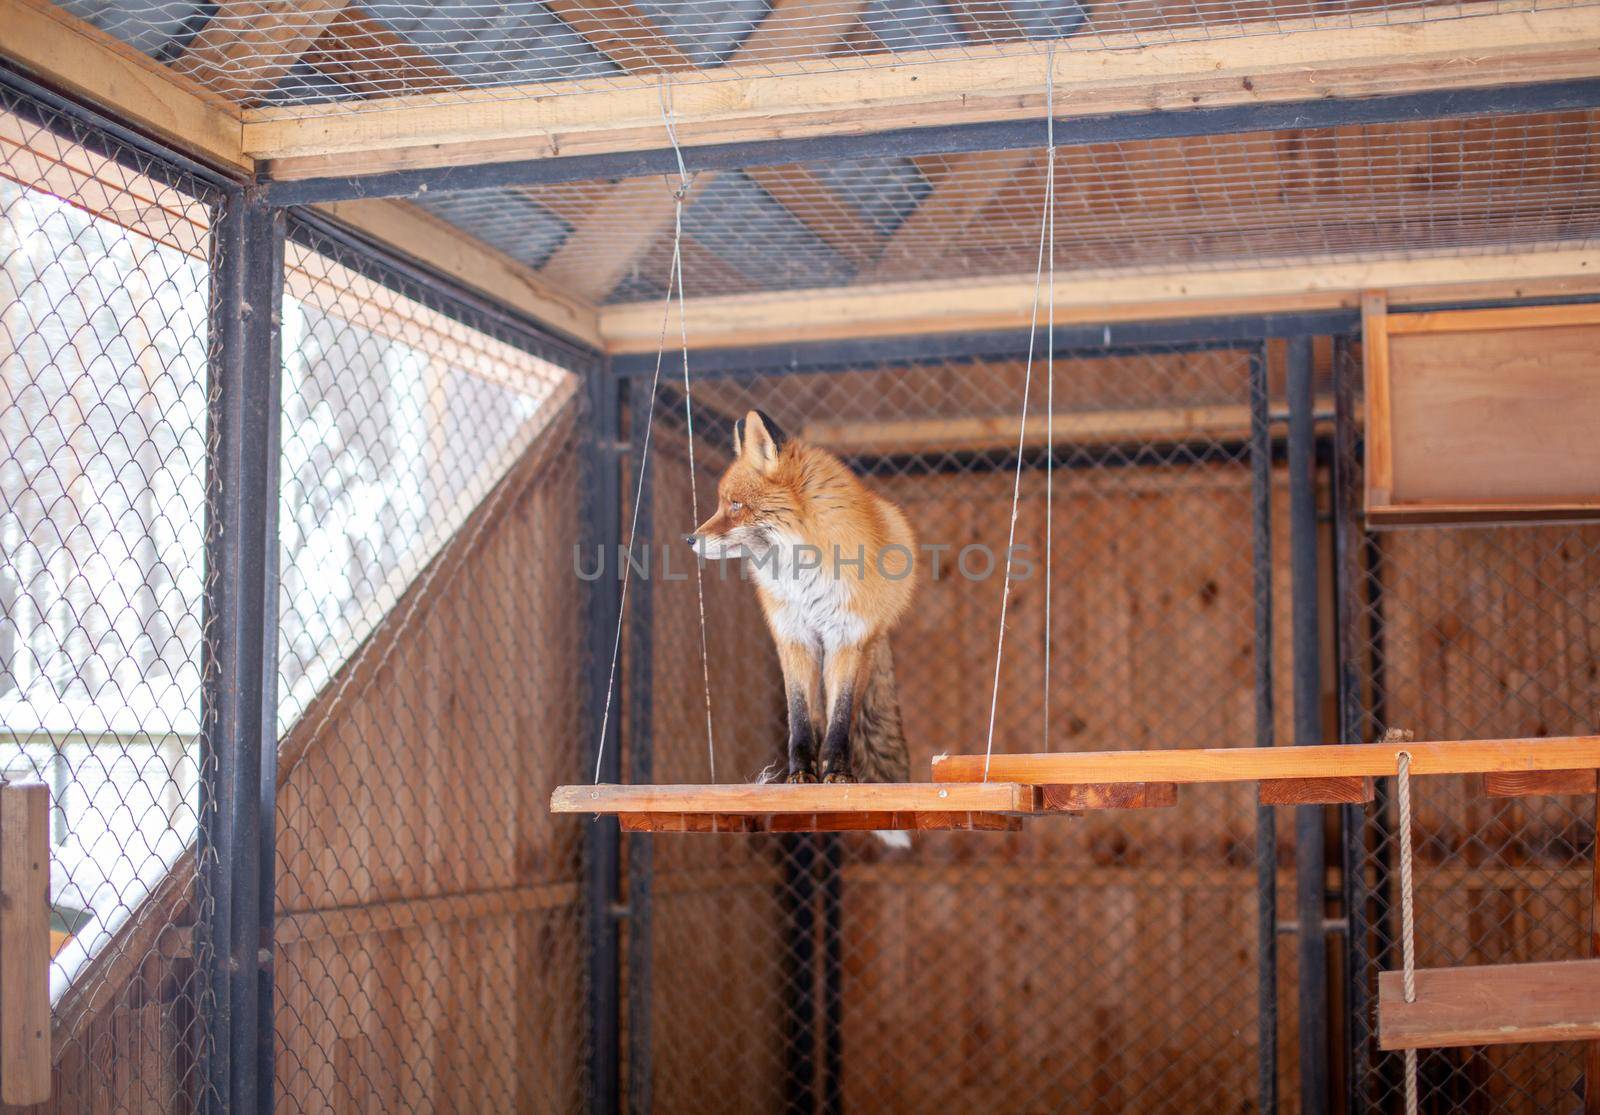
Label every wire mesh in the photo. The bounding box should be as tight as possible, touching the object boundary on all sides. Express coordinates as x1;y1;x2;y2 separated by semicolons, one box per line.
1336;341;1600;1115
0;82;219;1109
49;0;1586;109
268;223;594;1113
387;108;1600;306
623;342;1303;1112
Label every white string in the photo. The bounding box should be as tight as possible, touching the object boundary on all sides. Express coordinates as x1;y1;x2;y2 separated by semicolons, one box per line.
1042;50;1055;753
592;82;717;783
984;56;1055;780
661;80;719;782
1396;748;1418;1115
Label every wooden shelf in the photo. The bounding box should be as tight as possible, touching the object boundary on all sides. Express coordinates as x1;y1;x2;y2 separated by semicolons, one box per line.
1378;958;1600;1050
550;781;1033;833
933;736;1600;787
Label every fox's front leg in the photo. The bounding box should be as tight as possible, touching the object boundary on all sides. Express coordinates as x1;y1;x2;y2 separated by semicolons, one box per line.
819;641;873;783
776;639;824;783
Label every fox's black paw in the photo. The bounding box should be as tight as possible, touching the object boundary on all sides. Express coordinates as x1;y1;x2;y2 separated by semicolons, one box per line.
821;769;855;784
786;770;818;784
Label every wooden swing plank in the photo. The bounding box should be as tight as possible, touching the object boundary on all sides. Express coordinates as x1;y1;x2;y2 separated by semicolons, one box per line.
1378;959;1600;1050
933;736;1600;787
553;781;1035;816
1040;783;1177;811
616;811;1020;833
1259;776;1375;806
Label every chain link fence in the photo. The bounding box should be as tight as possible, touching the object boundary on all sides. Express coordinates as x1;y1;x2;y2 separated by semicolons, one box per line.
270;219;594;1114
1336;339;1600;1115
621;340;1312;1113
0;79;220;1111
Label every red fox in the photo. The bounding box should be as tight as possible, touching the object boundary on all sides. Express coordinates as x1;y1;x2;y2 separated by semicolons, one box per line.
685;410;915;788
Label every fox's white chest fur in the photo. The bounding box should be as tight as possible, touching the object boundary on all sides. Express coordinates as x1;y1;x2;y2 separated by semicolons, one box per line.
753;533;867;651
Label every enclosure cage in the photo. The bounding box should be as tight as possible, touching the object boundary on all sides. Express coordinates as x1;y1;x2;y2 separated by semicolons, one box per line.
2;0;1600;1112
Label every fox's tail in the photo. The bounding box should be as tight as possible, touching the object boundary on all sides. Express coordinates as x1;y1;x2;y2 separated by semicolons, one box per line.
853;640;912;850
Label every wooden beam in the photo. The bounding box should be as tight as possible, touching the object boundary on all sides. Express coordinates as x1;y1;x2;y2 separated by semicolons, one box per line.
803;396;1340;455
1482;769;1597;797
551;782;1036;815
1379;958;1600;1050
1259;776;1375;806
932;736;1600;786
745;164;884;271
1041;783;1178;811
1385;301;1600;336
864;150;1035;283
180;0;351;105
245;5;1600;176
622;811;1021;832
536;0;868;302
297;5;458;97
316;198;602;347
598;248;1600;352
0;0;247;171
0;782;50;1106
542;0;695;74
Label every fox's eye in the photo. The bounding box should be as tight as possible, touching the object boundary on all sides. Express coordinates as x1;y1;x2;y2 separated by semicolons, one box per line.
728;501;744;512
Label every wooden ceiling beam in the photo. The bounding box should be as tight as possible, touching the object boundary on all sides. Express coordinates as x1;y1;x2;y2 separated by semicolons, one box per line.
180;0;352;105
596;246;1600;352
537;0;870;302
542;0;696;74
863;149;1037;282
246;4;1600;177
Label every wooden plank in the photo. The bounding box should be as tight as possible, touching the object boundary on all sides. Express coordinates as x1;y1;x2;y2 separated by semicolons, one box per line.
1376;315;1600;515
551;781;1034;815
1259;776;1375;806
245;4;1600;174
1362;292;1394;510
1483;769;1597;798
620;813;764;833
180;0;351;104
1589;793;1600;1114
535;0;868;301
745;164;884;271
1365;502;1600;528
1041;783;1178;811
863;150;1036;283
931;735;1600;786
0;782;50;1105
597;248;1600;352
1385;302;1600;336
316;199;601;347
0;0;248;170
1378;959;1600;1050
802;397;1340;454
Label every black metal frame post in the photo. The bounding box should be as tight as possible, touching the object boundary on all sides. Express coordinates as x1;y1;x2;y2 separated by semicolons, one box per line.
625;380;657;1115
1287;335;1329;1115
1249;344;1279;1115
586;361;626;1115
201;187;285;1115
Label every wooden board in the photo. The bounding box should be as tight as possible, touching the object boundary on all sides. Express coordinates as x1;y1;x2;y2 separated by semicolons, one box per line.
1378;959;1600;1050
597;248;1600;353
1483;769;1598;798
553;781;1035;816
619;811;1021;832
1259;776;1375;805
1365;301;1600;524
1041;783;1178;811
245;4;1600;176
931;736;1600;786
0;782;50;1105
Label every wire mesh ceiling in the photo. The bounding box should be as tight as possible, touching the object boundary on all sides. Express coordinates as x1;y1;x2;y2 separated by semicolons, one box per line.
53;0;1576;108
394;109;1600;304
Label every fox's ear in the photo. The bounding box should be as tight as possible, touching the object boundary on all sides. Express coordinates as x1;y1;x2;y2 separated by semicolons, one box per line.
738;409;786;471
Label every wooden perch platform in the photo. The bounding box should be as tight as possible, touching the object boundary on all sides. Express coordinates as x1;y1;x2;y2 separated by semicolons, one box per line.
932;736;1600;790
1378;959;1600;1050
551;782;1033;833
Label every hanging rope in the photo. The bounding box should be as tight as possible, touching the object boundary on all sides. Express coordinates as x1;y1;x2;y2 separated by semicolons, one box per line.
1396;746;1419;1115
983;51;1056;779
1042;49;1056;754
593;82;718;783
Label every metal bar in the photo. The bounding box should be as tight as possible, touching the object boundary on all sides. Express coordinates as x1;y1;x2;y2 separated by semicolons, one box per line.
200;187;285;1115
625;380;656;1115
1330;336;1372;1115
612;314;1362;379
820;833;843;1115
585;362;625;1115
260;79;1600;205
1287;334;1329;1115
1249;344;1280;1115
782;835;818;1114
